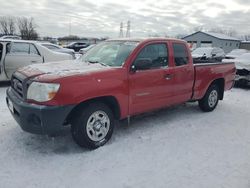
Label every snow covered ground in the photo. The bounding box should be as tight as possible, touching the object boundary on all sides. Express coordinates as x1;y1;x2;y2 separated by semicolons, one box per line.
0;83;250;188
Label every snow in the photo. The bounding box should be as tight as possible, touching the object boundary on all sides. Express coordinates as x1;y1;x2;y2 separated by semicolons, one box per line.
226;49;249;58
234;53;250;70
192;47;213;57
1;84;250;188
184;31;240;41
21;60;106;78
204;32;240;41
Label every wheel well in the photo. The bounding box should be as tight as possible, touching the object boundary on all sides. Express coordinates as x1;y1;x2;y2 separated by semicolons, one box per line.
210;78;225;100
66;96;121;124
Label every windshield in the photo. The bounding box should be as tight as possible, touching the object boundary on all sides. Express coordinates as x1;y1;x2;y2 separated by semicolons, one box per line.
80;41;138;67
192;48;213;55
84;44;95;50
42;44;60;50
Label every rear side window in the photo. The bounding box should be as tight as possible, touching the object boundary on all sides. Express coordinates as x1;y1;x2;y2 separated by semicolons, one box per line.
10;43;29;54
173;43;189;66
136;43;168;68
9;43;39;55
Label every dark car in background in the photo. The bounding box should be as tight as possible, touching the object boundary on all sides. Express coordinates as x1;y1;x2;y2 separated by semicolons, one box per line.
64;42;89;52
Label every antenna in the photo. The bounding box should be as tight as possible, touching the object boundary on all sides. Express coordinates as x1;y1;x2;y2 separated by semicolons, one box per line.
119;22;124;38
69;17;72;36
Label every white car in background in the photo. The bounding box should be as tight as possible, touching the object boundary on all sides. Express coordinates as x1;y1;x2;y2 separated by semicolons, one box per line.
234;53;250;86
192;47;225;62
40;42;75;59
0;39;73;81
0;35;21;40
222;49;249;63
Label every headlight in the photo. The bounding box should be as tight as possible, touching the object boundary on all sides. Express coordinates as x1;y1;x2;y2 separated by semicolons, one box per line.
27;82;60;102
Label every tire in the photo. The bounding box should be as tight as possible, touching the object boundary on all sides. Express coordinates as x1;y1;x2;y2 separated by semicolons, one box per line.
71;103;114;149
199;84;220;112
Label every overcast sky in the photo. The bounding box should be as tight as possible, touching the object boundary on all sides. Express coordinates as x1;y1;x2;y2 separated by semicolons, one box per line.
0;0;250;38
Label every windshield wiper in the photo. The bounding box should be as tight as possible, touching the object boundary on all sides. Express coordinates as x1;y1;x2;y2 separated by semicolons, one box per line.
87;60;108;67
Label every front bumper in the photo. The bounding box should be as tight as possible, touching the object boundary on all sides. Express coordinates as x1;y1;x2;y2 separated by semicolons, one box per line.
6;87;75;135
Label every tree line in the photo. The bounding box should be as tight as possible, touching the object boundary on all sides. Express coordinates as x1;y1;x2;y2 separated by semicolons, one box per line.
0;16;39;40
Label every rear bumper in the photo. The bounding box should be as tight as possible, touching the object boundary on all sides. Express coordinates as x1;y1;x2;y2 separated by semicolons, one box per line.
6;87;75;135
235;75;250;81
235;69;250;81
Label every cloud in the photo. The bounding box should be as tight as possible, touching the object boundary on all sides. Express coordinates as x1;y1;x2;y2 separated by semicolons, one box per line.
0;0;249;37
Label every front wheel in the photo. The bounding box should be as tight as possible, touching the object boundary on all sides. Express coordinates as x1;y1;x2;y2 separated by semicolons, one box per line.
199;84;220;112
71;103;114;149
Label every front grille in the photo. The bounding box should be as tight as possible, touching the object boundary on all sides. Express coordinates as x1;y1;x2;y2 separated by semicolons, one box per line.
11;74;25;99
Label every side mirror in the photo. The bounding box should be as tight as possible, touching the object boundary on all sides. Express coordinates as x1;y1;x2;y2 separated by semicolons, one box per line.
131;58;152;72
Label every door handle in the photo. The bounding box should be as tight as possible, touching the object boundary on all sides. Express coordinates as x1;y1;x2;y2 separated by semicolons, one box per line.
164;74;173;80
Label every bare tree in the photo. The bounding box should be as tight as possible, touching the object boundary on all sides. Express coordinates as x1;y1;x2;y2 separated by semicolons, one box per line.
8;17;15;35
0;16;16;35
193;25;204;32
208;27;237;37
242;34;250;41
17;17;38;40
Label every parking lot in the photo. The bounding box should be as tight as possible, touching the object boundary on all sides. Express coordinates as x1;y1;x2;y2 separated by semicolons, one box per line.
0;83;250;188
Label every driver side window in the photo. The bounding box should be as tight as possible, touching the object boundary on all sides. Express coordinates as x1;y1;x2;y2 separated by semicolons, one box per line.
135;43;168;69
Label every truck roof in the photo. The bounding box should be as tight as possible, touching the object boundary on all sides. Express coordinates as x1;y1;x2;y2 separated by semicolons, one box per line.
107;37;186;43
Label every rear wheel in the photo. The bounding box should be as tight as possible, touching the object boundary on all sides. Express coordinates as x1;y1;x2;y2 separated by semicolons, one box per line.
71;103;114;149
199;84;219;112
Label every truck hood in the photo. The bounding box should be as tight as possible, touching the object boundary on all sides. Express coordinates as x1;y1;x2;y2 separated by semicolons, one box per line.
18;60;108;81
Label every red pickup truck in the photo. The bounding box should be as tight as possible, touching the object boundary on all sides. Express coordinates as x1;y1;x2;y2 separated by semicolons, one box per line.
6;38;235;149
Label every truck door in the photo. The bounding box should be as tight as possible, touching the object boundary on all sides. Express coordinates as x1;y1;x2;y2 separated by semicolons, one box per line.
129;43;176;115
4;42;43;78
171;43;194;102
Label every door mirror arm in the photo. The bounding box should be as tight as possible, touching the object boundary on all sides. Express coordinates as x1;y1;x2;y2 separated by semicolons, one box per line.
131;58;153;72
130;65;137;73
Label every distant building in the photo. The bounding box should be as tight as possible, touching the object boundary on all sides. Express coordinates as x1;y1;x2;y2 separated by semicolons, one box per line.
182;31;241;53
240;41;250;51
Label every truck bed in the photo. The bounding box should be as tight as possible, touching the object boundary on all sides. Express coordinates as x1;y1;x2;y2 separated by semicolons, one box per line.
192;62;235;100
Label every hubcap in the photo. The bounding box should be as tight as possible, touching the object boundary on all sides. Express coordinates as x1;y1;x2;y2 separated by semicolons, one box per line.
86;111;110;142
208;90;218;108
